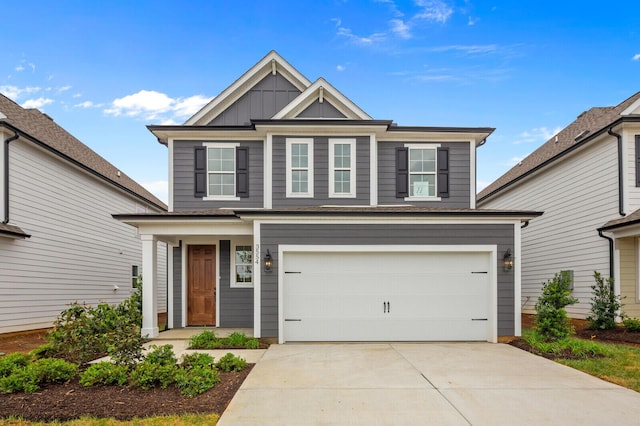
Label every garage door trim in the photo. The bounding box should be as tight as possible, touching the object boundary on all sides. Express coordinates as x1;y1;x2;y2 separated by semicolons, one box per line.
278;244;498;343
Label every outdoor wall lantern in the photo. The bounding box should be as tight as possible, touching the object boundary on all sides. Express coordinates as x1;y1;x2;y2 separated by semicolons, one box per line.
264;249;273;272
503;249;514;272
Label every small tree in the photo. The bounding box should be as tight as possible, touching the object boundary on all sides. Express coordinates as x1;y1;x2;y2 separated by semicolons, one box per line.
587;271;623;330
534;272;578;341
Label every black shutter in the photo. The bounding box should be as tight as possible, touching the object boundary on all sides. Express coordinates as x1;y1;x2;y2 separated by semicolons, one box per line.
396;147;409;198
194;146;207;198
636;136;640;187
236;147;249;198
437;147;449;198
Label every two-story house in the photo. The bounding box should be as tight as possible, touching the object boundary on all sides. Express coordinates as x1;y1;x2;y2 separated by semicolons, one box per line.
116;51;540;342
0;94;168;334
478;92;640;320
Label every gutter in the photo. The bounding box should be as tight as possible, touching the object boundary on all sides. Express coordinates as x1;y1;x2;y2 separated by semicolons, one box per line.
597;228;615;281
3;132;19;223
608;127;625;216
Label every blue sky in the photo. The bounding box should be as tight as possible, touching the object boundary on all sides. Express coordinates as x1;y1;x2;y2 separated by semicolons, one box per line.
1;0;639;204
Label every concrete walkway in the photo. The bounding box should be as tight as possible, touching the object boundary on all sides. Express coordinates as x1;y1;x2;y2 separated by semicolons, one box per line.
218;343;640;425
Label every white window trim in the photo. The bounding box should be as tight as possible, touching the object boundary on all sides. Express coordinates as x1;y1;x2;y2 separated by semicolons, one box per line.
329;138;356;198
203;142;240;201
286;138;314;198
404;143;441;202
231;238;254;288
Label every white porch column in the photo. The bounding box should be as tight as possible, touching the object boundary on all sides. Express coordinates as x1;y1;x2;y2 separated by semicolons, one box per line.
141;234;159;338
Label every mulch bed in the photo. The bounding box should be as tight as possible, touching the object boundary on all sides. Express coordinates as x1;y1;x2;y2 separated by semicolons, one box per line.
0;366;252;422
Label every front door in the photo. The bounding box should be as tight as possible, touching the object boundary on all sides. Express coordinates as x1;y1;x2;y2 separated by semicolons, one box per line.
187;245;216;326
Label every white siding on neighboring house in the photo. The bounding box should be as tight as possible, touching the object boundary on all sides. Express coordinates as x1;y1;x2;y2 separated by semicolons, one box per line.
623;126;640;213
480;137;619;318
0;140;166;334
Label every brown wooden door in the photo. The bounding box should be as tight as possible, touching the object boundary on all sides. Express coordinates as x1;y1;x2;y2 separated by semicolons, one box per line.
188;245;216;326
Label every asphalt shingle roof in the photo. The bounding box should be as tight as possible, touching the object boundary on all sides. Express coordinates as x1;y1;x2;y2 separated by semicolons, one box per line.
0;94;166;210
478;91;640;202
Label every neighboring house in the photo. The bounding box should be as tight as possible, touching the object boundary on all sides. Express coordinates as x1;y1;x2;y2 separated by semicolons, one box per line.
478;92;640;320
0;94;168;334
116;51;540;342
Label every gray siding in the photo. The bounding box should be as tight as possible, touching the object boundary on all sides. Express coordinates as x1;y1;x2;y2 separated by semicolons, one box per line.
219;240;253;327
297;99;346;118
173;140;264;210
209;73;301;125
172;244;182;328
260;224;515;338
378;142;471;208
272;136;370;206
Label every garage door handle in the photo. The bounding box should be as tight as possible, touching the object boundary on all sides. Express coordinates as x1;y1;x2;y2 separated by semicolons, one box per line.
471;271;488;274
285;319;302;322
471;318;488;321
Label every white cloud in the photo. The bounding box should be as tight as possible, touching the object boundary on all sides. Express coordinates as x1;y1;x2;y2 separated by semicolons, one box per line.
508;156;525;166
0;85;41;100
105;90;211;122
141;180;168;204
390;19;412;39
74;100;103;108
21;97;54;109
414;0;453;24
476;180;491;192
429;44;498;55
513;126;561;145
633;53;640;61
468;16;479;25
15;65;25;72
337;27;386;45
336;64;346;71
58;85;72;93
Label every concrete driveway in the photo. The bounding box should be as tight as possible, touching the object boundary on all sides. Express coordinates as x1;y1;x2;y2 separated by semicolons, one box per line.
218;343;640;425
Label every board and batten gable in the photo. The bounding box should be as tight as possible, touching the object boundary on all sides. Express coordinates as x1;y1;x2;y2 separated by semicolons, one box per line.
172;140;264;210
209;73;301;126
479;135;619;318
271;136;371;206
259;223;515;339
0;139;167;334
378;141;471;208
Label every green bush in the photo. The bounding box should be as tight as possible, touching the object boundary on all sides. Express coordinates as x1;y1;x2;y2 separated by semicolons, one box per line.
623;317;640;332
0;358;76;394
524;330;612;359
130;361;177;390
244;338;260;349
79;362;129;386
0;352;31;377
188;330;219;349
29;342;57;359
225;332;247;347
215;353;247;372
587;271;624;330
181;352;215;369
145;345;177;366
534;272;578;341
175;365;220;397
45;284;146;365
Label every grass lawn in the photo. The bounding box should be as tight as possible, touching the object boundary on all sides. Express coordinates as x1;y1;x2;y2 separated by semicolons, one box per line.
0;414;220;426
521;328;640;392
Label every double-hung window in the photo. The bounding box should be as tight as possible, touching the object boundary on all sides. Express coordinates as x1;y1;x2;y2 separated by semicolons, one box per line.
329;138;356;198
203;142;239;200
408;145;438;200
286;138;314;197
231;242;253;288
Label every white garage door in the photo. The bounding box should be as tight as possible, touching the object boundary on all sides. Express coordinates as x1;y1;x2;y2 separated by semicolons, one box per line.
283;251;492;342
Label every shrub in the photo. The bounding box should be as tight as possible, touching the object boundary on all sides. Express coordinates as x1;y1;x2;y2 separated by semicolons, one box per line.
216;353;247;372
587;271;624;330
79;362;129;386
130;362;177;390
225;332;248;347
244;338;260;349
0;352;31;377
0;358;76;394
145;345;177;366
623;317;640;332
175;366;220;397
534;272;578;341
188;330;219;349
30;343;57;359
181;352;215;369
45;284;146;365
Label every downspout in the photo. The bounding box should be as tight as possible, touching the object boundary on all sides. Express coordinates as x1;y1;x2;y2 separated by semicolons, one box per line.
608;127;625;217
3;132;20;224
597;228;615;281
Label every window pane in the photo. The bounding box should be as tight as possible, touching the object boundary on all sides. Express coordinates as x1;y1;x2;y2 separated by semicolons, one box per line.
292;170;308;193
291;143;308;168
235;246;252;264
208;148;235;172
334;170;350;193
409;149;435;172
236;265;252;283
209;173;235;196
410;175;435;197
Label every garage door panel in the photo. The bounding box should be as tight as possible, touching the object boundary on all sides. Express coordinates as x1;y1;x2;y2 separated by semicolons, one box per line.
283;251;492;342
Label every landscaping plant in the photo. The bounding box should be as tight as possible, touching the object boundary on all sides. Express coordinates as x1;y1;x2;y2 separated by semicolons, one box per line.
623;317;640;332
79;362;129;386
188;330;259;349
216;353;247;372
534;272;578;341
0;358;77;394
587;271;624;330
